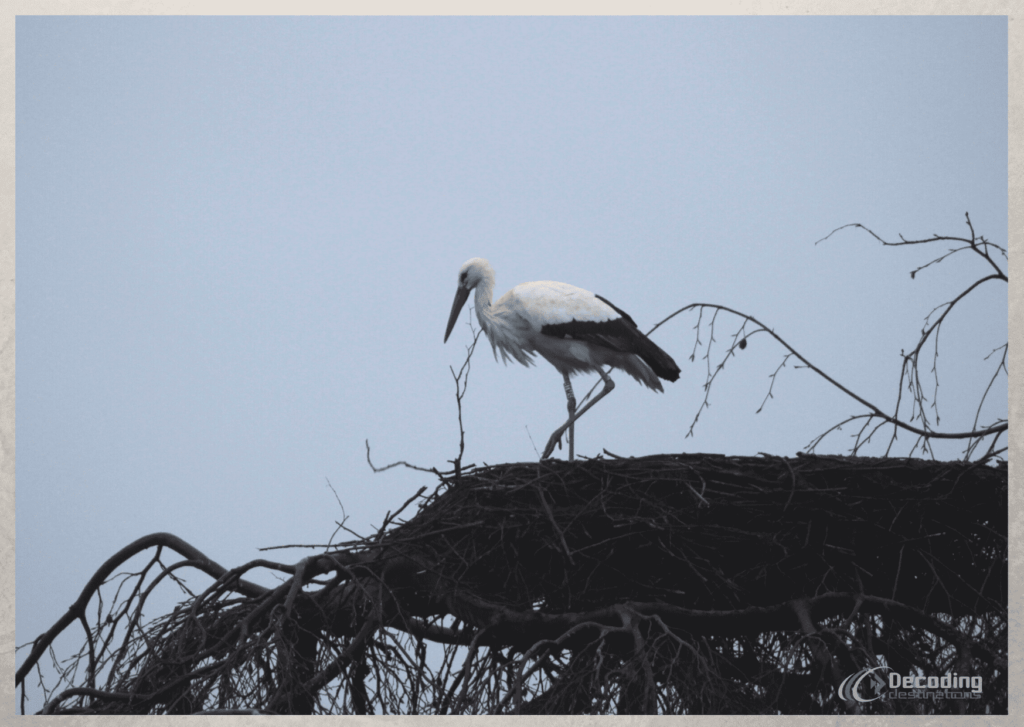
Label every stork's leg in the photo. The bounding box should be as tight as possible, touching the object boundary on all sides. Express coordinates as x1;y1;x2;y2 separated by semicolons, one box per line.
562;373;576;461
542;369;616;460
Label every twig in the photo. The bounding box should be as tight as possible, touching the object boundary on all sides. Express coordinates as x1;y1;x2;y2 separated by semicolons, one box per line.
365;439;439;475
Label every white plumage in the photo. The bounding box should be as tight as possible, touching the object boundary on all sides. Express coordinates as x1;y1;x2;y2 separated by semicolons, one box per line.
444;257;680;460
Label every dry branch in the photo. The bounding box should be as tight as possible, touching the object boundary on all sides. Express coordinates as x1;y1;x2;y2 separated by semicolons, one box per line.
647;214;1007;460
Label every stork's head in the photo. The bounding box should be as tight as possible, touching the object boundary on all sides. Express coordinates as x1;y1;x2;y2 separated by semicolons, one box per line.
444;258;493;343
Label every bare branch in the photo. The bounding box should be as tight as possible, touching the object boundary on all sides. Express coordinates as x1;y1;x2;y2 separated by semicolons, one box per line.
664;303;1006;445
365;439;439;475
814;214;1007;281
16;533;267;688
757;353;793;414
447;323;484;477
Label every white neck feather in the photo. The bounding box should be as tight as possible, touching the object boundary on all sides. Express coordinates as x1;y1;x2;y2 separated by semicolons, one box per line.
472;266;497;333
467;263;533;367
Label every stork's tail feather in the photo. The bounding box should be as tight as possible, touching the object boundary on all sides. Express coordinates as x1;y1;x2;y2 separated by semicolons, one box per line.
636;335;681;383
591;294;680;383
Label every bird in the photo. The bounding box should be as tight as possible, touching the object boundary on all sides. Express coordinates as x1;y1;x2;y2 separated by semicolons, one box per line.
443;257;680;460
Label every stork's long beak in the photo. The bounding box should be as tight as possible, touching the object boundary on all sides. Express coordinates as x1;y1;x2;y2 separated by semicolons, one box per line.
444;285;471;343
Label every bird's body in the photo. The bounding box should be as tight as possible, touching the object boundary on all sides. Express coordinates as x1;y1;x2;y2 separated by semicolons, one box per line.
444;258;680;459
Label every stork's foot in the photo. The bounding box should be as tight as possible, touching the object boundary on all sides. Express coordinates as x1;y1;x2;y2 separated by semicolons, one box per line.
542;427;568;460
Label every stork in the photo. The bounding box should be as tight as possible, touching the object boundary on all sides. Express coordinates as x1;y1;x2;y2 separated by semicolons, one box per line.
443;257;680;460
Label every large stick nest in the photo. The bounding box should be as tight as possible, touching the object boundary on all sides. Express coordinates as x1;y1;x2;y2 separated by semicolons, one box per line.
32;453;1007;715
384;453;1005;618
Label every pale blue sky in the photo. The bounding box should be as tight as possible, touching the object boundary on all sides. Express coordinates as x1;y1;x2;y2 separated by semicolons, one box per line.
16;15;1007;711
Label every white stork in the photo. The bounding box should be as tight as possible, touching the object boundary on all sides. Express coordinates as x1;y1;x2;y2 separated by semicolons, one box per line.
443;257;680;460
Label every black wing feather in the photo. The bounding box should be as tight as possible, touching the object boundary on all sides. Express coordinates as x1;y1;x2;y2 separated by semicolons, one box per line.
540;295;681;382
594;294;637;327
